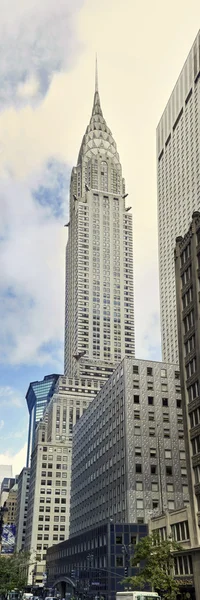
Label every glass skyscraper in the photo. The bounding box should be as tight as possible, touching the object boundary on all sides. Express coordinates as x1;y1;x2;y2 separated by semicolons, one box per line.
26;374;60;466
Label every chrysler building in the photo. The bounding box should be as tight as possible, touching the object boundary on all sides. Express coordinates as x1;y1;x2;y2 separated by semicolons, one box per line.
64;63;135;382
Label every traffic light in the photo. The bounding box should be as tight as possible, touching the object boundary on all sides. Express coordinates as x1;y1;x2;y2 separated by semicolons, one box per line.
124;567;128;577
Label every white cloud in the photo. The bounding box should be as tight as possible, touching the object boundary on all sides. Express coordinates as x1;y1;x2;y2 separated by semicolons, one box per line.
0;0;82;109
0;386;23;407
0;161;68;366
0;420;4;430
0;444;27;477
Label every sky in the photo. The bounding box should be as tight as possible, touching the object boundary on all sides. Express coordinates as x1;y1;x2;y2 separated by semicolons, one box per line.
0;0;199;476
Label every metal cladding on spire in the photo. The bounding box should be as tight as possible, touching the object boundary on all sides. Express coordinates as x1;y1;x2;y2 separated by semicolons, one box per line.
77;60;121;167
92;55;102;117
95;54;98;92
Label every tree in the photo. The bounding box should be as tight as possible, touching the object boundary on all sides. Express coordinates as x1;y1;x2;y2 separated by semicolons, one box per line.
122;532;182;600
0;550;30;597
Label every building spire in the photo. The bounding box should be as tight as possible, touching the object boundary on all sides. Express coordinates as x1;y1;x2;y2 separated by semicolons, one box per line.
92;54;102;117
95;54;98;92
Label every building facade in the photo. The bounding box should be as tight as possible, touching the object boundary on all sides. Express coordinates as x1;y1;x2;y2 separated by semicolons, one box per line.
26;374;60;467
0;465;12;487
149;505;198;599
175;211;200;598
157;31;200;364
46;522;148;600
3;483;18;526
15;467;30;551
70;358;189;537
24;375;101;585
64;64;135;381
0;477;16;507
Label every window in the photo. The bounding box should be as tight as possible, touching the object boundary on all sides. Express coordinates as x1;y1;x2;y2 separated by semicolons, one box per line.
162;398;168;407
172;521;190;542
136;464;142;473
167;484;174;492
116;535;123;544
175;371;180;380
166;466;173;476
149;427;155;437
134;426;141;435
152;501;159;509
181;467;187;477
133;365;139;374
136;482;143;491
151;465;157;474
147;367;153;376
135;448;142;457
150;449;156;457
152;483;158;492
174;555;193;576
148;396;154;405
176;399;181;408
131;535;137;545
137;499;144;509
168;500;175;510
162;384;168;392
161;369;167;378
134;395;140;404
180;451;186;460
134;411;140;420
116;556;123;566
165;450;172;459
149;413;155;422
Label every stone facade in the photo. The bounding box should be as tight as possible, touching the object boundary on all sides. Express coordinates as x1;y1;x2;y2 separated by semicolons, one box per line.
70;358;189;536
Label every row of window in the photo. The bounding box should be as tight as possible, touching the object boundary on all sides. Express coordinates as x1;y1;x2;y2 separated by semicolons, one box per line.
134;425;183;439
171;520;189;541
133;366;180;379
135;463;187;478
134;395;182;408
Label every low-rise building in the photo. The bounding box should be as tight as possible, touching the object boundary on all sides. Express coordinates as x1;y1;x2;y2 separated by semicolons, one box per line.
149;506;196;599
46;521;148;600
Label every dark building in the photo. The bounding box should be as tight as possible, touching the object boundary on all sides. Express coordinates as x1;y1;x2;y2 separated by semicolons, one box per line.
175;211;200;599
46;522;148;600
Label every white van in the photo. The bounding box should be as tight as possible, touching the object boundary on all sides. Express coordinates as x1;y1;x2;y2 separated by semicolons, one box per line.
116;592;161;600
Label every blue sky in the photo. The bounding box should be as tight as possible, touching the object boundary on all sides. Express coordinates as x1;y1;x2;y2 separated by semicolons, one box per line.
0;0;199;474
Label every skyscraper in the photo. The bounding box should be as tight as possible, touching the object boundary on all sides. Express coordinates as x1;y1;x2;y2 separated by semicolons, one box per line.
64;62;135;380
24;375;99;584
157;31;200;364
26;374;60;467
